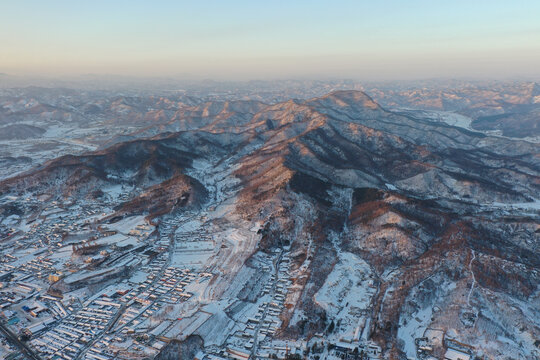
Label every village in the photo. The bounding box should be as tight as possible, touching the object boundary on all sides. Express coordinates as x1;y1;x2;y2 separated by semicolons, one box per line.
0;180;389;360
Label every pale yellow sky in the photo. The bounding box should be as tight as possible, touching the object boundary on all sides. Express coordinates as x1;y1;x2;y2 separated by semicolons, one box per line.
1;0;540;80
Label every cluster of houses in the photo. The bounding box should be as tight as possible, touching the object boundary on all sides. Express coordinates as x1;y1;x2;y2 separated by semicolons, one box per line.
413;328;475;360
0;192;171;358
18;255;212;359
113;265;199;332
198;251;296;360
30;298;122;359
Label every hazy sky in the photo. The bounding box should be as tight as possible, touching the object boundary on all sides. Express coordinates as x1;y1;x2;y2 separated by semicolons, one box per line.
1;0;540;80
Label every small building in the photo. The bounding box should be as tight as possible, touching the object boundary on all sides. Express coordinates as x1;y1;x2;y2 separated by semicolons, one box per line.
444;348;471;360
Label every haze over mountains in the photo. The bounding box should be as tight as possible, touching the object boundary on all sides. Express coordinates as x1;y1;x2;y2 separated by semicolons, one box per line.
1;79;538;179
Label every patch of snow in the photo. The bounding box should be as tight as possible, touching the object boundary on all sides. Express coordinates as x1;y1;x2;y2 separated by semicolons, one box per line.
398;306;433;359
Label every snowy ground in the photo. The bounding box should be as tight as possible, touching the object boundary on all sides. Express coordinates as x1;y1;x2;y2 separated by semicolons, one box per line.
315;251;377;342
397;277;457;359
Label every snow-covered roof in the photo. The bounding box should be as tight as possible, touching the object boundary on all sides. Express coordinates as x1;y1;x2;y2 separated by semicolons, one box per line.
444;348;471;360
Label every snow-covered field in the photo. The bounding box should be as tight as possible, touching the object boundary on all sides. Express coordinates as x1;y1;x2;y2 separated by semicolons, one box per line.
315;252;377;342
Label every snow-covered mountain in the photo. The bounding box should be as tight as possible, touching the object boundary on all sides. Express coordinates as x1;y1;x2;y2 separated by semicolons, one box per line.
0;89;538;360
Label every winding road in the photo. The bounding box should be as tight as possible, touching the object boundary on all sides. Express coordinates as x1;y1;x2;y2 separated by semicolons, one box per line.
467;249;476;307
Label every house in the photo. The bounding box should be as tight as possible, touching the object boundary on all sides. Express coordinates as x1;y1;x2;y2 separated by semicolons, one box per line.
444;348;471;360
227;347;251;360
